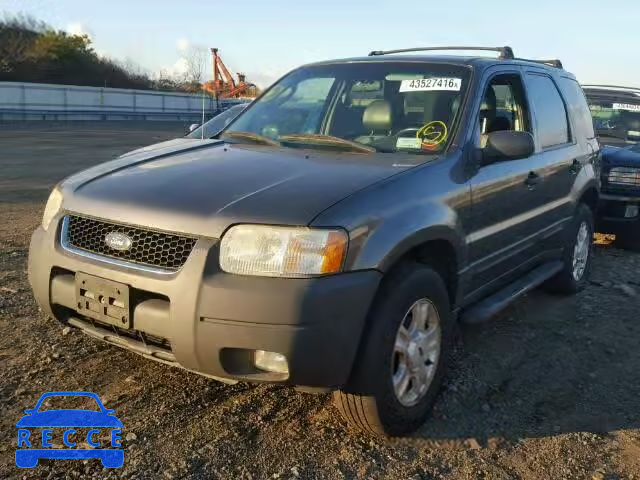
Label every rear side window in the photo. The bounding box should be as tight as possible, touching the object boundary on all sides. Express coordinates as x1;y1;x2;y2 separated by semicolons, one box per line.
526;74;570;148
558;77;596;140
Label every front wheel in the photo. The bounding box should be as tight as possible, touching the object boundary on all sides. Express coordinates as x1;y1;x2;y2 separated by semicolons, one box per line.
333;264;453;437
544;204;594;293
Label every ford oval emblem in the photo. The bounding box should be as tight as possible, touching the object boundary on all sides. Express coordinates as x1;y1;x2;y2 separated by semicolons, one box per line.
104;232;133;251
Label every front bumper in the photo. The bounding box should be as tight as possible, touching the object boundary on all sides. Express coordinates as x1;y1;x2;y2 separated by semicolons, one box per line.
28;217;381;388
597;193;640;236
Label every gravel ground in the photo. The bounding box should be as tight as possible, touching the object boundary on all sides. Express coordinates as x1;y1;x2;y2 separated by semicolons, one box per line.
1;123;639;479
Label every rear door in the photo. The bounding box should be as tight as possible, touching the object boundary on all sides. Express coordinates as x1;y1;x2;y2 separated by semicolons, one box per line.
523;71;590;252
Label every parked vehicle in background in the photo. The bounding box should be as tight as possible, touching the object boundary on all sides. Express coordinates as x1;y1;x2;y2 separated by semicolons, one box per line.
583;85;640;249
186;103;248;138
29;46;599;437
595;143;640;250
583;85;640;146
118;103;248;159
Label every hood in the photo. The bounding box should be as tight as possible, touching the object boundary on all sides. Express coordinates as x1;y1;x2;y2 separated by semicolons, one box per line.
61;143;417;238
602;144;640;169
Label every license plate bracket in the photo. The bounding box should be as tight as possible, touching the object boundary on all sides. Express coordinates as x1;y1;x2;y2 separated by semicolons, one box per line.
624;204;639;218
75;273;131;329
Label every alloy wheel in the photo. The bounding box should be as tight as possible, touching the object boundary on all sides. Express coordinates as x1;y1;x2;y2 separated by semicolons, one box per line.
391;298;442;407
572;221;590;281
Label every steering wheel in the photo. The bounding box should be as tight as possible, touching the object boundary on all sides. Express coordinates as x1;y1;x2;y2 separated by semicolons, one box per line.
394;127;421;137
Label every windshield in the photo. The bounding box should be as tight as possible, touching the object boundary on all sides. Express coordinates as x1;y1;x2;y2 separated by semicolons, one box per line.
586;93;640;145
187;104;247;139
221;62;471;154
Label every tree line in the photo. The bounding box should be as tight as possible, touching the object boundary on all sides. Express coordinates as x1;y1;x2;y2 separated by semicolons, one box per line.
0;15;199;92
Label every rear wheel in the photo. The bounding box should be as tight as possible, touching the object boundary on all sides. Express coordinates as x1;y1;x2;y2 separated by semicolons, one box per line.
333;264;453;437
544;204;594;293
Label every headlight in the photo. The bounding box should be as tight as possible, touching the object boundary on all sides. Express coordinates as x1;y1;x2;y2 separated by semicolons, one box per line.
219;225;348;277
608;167;640;186
42;186;63;231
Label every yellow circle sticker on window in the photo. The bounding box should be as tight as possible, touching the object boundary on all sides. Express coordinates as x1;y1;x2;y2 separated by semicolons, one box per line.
416;121;448;150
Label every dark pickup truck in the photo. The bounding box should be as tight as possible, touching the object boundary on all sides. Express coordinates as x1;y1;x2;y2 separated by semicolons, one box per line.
28;46;600;436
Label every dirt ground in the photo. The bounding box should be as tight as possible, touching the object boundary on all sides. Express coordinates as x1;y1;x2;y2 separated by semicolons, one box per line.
1;123;639;479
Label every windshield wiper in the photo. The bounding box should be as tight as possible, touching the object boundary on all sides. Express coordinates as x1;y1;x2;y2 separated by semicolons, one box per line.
221;131;281;147
279;134;376;154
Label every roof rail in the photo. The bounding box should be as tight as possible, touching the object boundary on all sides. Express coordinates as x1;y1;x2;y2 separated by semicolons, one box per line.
582;84;640;92
368;46;515;59
516;58;563;69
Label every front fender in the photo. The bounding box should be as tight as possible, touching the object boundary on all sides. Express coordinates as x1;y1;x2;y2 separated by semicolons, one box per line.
347;204;468;274
310;156;471;282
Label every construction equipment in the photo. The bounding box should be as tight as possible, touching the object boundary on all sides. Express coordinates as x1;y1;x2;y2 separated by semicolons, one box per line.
203;48;258;99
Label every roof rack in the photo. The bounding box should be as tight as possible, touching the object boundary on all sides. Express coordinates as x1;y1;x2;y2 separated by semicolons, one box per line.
367;46;564;69
582;84;640;92
368;46;515;59
516;58;563;69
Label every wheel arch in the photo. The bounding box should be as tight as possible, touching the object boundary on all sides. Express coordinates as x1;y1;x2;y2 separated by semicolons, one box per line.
380;233;462;308
578;185;599;216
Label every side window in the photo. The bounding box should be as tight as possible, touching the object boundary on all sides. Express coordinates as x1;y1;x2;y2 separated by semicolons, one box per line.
526;74;570;148
557;77;596;140
478;74;531;137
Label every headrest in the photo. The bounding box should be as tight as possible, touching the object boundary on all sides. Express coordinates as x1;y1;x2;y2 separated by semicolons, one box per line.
363;100;393;132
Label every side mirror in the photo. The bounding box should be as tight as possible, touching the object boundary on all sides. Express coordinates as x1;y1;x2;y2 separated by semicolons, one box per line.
187;123;200;133
482;130;535;165
24;409;34;414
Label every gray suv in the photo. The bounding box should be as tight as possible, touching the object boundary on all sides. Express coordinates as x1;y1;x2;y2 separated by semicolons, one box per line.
28;46;600;436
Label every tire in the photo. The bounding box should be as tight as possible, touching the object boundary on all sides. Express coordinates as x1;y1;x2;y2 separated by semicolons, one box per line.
333;263;453;437
544;203;594;294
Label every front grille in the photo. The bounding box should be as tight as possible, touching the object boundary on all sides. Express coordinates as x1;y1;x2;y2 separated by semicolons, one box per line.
608;167;640;187
64;215;197;271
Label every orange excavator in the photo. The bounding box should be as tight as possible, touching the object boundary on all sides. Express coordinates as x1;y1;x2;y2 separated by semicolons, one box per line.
203;48;258;98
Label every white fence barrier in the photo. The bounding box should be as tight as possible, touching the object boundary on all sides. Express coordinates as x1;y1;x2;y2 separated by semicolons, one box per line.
0;82;244;121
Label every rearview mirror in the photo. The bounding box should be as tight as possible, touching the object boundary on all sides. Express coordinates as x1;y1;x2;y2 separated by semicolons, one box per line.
187;123;200;133
482;130;535;165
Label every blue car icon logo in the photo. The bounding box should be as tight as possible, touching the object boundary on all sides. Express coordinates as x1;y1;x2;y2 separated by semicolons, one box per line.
15;391;124;468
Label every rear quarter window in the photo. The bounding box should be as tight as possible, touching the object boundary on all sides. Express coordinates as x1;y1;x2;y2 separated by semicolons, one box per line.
558;77;596;140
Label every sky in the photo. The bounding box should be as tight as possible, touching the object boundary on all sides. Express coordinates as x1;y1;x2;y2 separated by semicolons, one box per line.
1;0;638;89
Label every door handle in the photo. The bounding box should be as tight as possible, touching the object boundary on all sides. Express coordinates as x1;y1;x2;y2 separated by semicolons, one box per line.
524;171;541;189
569;159;581;175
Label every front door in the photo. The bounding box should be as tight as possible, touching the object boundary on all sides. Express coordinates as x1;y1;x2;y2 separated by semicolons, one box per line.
466;70;549;297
